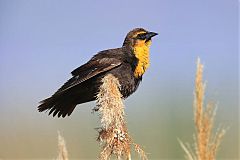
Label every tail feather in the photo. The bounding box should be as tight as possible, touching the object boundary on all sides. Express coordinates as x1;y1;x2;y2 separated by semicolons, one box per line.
38;96;76;118
38;80;96;117
38;97;55;112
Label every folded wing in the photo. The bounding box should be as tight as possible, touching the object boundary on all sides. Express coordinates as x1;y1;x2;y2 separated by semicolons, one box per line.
38;57;122;117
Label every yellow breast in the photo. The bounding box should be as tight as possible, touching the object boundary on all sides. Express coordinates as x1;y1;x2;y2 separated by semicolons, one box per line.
133;40;151;78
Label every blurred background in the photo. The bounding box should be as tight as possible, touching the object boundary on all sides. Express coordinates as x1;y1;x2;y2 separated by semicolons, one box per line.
0;0;238;159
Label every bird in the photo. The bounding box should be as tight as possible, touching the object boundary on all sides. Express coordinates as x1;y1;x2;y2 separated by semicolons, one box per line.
38;28;158;118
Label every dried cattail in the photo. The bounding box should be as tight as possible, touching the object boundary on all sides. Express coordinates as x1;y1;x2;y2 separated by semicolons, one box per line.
96;74;147;160
179;58;226;160
57;132;69;160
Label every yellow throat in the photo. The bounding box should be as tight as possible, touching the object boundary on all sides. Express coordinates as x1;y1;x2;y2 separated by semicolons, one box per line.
133;40;151;78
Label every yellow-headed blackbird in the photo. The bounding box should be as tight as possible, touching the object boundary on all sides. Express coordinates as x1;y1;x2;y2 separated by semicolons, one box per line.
38;28;158;117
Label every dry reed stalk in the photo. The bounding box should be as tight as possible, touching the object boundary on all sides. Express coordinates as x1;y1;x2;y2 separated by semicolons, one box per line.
179;58;226;160
96;74;147;160
57;132;69;160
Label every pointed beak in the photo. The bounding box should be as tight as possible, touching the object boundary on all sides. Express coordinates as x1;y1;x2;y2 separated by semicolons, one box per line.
146;32;158;41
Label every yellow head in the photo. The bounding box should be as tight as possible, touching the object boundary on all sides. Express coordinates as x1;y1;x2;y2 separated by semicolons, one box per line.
123;28;158;78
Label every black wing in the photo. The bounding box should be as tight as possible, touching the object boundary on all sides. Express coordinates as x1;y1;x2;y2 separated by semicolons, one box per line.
38;49;123;118
55;57;122;95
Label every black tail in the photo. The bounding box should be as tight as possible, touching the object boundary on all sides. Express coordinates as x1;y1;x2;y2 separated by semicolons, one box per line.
38;96;76;118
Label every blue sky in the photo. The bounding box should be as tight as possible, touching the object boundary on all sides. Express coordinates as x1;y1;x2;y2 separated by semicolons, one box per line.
0;0;238;159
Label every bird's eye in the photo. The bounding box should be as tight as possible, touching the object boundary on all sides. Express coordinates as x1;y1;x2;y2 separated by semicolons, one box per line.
136;33;147;40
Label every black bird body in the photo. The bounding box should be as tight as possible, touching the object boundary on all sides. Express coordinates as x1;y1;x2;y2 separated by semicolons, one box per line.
38;28;157;117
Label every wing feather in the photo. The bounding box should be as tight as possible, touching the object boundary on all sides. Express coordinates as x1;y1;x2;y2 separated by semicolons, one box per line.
55;58;121;95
